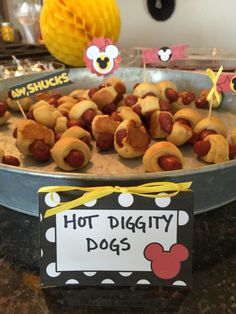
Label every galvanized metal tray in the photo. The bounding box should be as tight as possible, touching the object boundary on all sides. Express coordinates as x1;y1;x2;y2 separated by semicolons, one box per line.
0;67;236;217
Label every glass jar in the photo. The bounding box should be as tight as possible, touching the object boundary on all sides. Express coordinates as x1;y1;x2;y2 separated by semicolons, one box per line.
1;22;15;42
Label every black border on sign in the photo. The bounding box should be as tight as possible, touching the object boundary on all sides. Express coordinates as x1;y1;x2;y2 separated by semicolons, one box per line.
39;190;193;287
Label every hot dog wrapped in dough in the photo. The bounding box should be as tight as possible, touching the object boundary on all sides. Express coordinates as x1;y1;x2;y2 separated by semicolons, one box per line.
103;77;126;98
7;95;33;112
61;126;91;147
54;116;68;135
0;101;11;126
171;91;196;113
174;108;202;129
29;100;62;129
123;94;139;107
155;80;178;102
15;120;55;161
231;127;236;144
90;86;118;114
143;141;183;172
133;96;171;118
193;134;229;164
149;111;174;139
57;101;75;117
69;89;90;100
133;82;160;98
57;95;77;106
167;121;193;146
194;116;227;140
169;108;202;145
195;88;222;109
51;137;91;171
111;106;142;124
69;100;100;128
92;115;120;151
114;119;150;158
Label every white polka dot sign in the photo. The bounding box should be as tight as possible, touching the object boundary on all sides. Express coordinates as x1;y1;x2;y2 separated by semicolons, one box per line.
39;187;194;287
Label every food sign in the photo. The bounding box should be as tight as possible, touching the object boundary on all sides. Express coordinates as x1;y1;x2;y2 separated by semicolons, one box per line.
39;183;193;287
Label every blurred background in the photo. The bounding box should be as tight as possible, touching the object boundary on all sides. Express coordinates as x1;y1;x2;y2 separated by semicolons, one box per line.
0;0;235;73
0;0;235;51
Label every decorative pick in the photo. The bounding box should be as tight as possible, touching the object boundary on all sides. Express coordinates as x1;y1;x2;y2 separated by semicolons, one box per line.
206;66;223;118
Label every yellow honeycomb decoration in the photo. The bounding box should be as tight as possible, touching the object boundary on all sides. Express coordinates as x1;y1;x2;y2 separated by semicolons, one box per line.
40;0;121;67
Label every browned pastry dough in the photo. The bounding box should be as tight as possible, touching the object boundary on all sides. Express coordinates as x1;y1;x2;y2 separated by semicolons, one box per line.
57;101;75;115
171;91;195;113
92;115;120;139
54;116;68;134
114;119;150;158
91;86;118;110
133;82;160;98
174;108;202;128
30;100;62;129
143;141;183;172
133;96;160;116
199;134;229;163
16;119;55;155
149;111;174;139
51;137;91;171
194;116;227;137
231;127;236;144
62;126;91;144
114;106;142;124
57;96;77;106
7;96;33;112
167;121;193;146
69;100;100;121
103;77;126;95
155;80;177;101
36;91;53;102
68;89;89;100
0;111;11;126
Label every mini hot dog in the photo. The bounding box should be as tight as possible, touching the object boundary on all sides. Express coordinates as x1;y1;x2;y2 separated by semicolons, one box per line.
171;91;196;113
143;141;183;172
193;134;229;164
91;86;118;114
92;115;120;151
61;126;91;147
155;80;178;102
15;120;55;161
195;89;222;109
114;119;150;158
69;100;101;129
194;116;227;140
149;111;174;139
51;137;91;171
133;82;160;98
133;96;170;118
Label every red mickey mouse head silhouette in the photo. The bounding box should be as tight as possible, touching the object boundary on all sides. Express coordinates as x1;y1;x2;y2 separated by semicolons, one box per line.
144;243;189;280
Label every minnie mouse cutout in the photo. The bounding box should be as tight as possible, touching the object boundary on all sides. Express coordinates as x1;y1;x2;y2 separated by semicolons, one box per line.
84;38;121;76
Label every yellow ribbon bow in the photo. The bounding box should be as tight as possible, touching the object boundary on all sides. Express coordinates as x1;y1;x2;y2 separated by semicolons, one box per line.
38;181;192;218
206;66;223;104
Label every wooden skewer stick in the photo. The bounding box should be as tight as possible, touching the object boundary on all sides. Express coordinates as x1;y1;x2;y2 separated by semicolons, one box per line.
16;100;27;120
143;62;147;83
208;97;213;119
